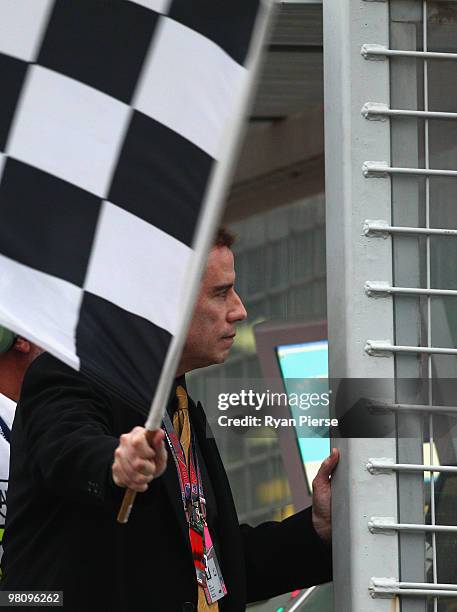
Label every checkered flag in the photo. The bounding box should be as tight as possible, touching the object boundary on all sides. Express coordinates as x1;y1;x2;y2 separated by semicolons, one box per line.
0;0;273;414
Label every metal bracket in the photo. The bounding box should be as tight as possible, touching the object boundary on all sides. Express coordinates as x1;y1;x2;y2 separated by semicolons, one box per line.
368;517;397;535
362;102;389;121
363;219;390;238
365;340;392;357
363;161;389;178
366;458;395;475
365;281;391;298
361;44;388;60
369;577;398;599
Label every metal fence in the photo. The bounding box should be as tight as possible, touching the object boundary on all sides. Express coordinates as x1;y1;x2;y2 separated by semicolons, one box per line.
325;0;457;610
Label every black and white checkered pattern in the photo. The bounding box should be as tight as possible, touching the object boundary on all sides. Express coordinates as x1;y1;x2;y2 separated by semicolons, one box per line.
0;0;264;412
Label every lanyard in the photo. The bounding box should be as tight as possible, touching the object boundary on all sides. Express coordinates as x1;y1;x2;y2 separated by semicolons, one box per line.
163;406;228;602
162;409;206;524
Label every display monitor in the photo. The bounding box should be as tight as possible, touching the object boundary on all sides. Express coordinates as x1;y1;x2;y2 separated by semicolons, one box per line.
254;320;329;507
276;340;330;490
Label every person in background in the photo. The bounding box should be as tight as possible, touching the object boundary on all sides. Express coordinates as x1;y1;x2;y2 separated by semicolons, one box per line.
0;327;42;563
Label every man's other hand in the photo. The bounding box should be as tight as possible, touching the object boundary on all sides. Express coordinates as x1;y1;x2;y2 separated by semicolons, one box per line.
311;447;340;543
112;427;168;492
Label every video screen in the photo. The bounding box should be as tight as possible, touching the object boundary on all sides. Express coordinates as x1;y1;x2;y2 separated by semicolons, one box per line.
276;340;330;491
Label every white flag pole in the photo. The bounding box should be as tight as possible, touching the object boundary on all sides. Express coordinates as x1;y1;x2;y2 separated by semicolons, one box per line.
118;0;277;523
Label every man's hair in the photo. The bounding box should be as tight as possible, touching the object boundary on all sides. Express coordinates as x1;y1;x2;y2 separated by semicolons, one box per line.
214;226;235;248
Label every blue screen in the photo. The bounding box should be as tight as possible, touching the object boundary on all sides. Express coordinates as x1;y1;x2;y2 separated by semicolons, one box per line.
276;340;330;486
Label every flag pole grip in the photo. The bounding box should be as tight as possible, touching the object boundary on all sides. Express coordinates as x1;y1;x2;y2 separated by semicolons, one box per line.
117;489;136;524
117;429;156;524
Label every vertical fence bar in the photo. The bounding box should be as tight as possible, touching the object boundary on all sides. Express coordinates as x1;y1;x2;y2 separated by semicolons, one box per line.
422;2;439;610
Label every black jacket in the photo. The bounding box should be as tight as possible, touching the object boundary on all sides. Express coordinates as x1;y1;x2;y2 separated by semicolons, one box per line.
1;353;332;611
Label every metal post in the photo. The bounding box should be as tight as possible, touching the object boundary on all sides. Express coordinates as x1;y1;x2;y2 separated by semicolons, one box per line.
323;0;398;610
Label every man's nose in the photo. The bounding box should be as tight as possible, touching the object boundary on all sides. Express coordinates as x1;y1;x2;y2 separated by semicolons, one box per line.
228;291;247;323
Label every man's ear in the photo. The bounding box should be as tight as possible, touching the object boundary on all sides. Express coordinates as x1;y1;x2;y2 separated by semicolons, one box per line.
13;337;31;354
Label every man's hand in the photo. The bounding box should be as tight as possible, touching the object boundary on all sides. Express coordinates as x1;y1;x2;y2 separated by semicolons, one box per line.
112;427;168;492
311;447;340;543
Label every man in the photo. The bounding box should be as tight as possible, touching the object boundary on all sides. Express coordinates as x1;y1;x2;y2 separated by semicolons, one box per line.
0;328;42;563
2;229;338;611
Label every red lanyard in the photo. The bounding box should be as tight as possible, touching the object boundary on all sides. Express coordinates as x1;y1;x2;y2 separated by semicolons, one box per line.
163;408;227;599
162;410;206;523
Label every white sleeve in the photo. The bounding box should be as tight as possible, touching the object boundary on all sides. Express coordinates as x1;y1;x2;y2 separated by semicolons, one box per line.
0;394;16;430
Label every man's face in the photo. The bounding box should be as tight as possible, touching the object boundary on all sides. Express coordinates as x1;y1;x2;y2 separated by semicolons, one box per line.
180;246;247;373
